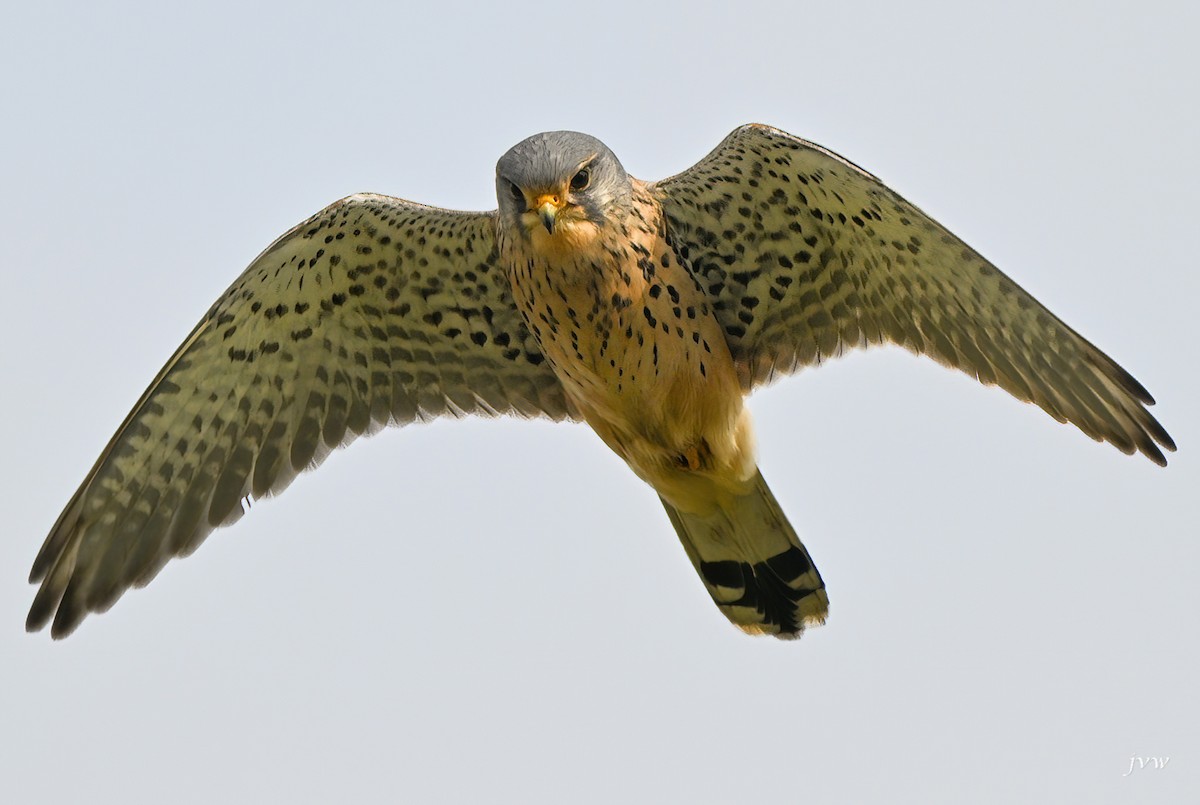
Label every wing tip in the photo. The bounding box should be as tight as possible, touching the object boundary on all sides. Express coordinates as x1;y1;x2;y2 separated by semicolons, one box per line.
26;579;84;639
25;588;61;636
1142;437;1174;468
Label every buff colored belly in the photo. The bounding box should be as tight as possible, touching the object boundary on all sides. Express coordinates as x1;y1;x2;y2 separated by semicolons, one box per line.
510;227;756;513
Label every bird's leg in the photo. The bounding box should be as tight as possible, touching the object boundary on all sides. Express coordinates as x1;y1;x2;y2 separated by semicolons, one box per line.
672;441;712;472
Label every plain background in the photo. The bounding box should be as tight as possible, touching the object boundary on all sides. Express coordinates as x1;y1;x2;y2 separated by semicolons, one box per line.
2;2;1195;803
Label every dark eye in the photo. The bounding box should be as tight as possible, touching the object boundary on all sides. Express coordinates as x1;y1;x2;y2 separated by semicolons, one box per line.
508;181;524;204
570;167;591;192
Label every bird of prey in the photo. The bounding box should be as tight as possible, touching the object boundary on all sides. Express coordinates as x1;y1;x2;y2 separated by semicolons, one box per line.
27;124;1174;640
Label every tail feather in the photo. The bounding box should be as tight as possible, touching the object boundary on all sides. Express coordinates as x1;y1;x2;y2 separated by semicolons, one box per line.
662;470;827;638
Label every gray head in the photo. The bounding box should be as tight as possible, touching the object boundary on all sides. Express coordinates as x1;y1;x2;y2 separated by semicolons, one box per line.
495;131;631;239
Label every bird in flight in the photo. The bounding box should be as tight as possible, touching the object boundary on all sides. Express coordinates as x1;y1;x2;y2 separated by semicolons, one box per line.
27;124;1174;639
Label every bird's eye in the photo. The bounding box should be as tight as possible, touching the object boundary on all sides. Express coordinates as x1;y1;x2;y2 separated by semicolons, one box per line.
570;168;591;192
508;181;524;204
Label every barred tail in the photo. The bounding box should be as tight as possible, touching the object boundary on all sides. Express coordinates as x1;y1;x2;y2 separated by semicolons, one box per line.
662;469;828;638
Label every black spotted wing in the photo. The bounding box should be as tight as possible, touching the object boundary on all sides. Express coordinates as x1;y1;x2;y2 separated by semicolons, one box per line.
29;194;569;637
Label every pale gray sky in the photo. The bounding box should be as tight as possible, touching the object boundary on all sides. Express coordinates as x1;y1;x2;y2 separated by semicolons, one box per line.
2;2;1196;803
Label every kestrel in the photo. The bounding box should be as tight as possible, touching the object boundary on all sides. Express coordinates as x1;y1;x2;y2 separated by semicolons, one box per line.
27;124;1174;639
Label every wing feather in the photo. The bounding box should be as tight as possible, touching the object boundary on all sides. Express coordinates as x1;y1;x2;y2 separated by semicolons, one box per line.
656;124;1174;464
28;194;568;637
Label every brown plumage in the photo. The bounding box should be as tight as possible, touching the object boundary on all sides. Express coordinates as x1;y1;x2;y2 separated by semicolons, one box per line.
27;125;1173;639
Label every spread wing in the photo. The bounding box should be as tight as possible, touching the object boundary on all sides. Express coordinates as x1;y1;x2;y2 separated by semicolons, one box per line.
29;194;569;637
655;124;1174;465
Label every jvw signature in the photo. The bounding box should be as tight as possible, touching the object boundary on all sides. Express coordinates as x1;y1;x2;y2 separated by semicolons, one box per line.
1122;755;1170;776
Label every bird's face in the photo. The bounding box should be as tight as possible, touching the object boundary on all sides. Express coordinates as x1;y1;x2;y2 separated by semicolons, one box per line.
496;131;631;254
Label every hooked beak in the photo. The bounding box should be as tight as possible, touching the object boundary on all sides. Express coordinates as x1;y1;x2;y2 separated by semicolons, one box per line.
533;194;563;234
